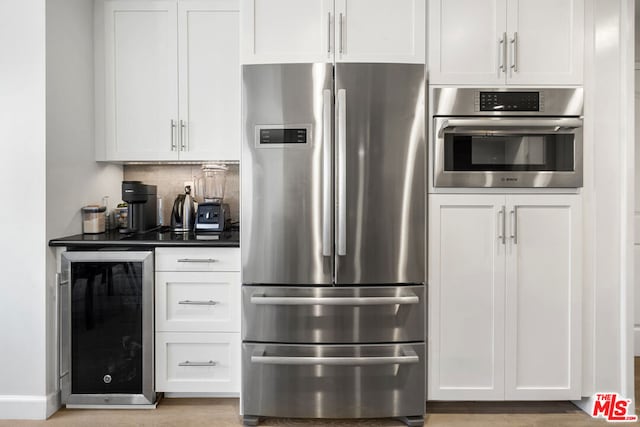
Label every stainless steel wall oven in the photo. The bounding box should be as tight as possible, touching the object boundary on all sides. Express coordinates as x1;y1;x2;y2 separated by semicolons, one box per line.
432;88;584;188
59;250;155;406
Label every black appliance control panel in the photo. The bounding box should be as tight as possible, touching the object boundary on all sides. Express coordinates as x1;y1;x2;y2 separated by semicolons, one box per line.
477;91;542;112
258;127;308;145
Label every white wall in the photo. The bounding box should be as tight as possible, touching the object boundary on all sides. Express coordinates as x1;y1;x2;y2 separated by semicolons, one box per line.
0;0;48;419
45;0;123;415
578;0;635;409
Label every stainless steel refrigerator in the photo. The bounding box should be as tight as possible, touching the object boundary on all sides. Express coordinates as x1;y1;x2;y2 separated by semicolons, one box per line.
241;63;426;426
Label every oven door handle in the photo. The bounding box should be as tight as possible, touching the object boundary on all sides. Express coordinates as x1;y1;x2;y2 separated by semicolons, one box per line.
437;118;583;138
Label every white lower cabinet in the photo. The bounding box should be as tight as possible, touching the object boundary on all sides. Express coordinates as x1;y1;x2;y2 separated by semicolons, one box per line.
428;194;581;401
156;332;240;393
155;248;240;395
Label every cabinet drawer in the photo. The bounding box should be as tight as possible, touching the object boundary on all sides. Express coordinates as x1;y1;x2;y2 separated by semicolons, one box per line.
156;248;240;272
156;332;240;393
156;272;240;332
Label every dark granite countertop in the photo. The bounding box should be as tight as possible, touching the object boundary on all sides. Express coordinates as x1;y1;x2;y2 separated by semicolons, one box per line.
49;226;239;248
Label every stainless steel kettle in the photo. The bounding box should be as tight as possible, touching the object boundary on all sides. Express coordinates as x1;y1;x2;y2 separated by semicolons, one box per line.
171;186;196;231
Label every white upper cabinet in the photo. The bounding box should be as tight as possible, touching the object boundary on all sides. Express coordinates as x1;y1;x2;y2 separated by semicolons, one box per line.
505;0;583;85
241;0;333;64
428;0;506;85
428;0;583;85
98;0;240;162
241;0;425;64
103;1;179;161
178;0;240;161
334;0;425;63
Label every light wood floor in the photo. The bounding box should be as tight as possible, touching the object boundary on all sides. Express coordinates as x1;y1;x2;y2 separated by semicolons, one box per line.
2;360;640;426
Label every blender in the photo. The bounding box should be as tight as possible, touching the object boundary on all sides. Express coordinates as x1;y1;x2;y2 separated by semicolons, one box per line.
195;164;230;232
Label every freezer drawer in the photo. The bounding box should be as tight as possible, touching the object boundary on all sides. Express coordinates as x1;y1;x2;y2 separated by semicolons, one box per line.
242;285;424;343
242;343;425;419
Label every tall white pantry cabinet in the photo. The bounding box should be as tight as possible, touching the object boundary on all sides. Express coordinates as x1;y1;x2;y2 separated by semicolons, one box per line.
96;0;240;162
428;194;582;400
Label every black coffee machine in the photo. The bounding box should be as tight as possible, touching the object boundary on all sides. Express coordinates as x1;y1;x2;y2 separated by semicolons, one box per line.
121;181;157;233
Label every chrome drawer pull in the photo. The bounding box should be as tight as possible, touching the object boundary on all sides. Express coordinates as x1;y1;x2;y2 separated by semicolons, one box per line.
178;300;218;306
251;355;419;366
177;258;218;263
250;295;419;306
178;360;217;367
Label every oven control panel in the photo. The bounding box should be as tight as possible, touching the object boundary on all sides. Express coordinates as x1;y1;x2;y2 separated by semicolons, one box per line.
476;91;543;112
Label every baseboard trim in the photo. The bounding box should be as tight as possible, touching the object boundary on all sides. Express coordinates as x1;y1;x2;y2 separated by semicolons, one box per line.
572;396;593;415
46;391;60;418
0;394;49;420
634;326;640;356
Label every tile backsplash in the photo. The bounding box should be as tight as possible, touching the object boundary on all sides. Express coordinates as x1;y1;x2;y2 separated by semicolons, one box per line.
123;164;239;226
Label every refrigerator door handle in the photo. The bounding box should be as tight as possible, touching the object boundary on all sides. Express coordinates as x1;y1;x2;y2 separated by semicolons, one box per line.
337;88;347;256
251;348;419;366
322;89;332;257
249;294;420;306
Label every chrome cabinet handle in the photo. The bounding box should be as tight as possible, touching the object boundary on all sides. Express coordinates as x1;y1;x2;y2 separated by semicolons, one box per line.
178;360;216;367
327;12;331;53
339;13;344;54
322;89;332;257
510;207;518;244
177;258;218;263
180;120;187;151
498;206;506;245
171;119;177;151
178;300;218;306
510;32;518;72
337;89;347;256
499;32;506;73
250;295;419;306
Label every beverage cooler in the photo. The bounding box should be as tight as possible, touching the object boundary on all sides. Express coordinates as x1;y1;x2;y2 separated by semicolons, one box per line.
59;250;156;406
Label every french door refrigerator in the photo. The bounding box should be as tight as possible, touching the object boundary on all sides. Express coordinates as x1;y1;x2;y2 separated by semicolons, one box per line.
241;63;426;426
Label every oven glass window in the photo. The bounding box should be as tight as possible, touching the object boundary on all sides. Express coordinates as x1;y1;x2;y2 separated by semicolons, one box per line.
444;133;575;171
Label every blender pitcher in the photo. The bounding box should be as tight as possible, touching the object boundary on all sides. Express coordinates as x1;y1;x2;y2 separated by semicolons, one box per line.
202;164;227;203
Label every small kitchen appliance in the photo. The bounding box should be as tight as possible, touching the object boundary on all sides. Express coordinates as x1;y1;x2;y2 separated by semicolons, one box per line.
171;186;196;231
121;181;157;233
195;164;230;232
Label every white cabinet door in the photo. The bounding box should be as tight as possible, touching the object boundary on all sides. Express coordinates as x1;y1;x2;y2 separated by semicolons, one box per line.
428;0;507;85
335;0;425;63
504;195;581;400
429;195;506;400
103;1;179;161
178;0;240;161
506;0;583;85
241;0;333;64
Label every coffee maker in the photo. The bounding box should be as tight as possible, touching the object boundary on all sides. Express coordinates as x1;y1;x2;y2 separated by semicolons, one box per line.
195;165;230;232
121;181;157;233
